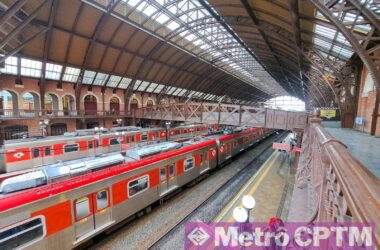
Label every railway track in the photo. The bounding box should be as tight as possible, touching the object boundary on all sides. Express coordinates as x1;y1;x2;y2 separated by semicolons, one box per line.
147;131;288;249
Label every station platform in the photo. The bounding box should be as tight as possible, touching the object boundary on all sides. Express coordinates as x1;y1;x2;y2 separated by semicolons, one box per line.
214;142;295;223
323;125;380;179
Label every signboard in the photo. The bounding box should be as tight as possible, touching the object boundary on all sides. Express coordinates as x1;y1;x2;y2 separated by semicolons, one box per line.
320;110;336;119
273;143;291;152
355;116;364;125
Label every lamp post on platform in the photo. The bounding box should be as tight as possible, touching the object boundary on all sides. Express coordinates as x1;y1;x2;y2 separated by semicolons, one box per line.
242;195;255;223
165;121;171;142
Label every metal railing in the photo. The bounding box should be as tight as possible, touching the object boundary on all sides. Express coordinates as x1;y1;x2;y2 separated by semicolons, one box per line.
0;109;129;119
295;110;380;245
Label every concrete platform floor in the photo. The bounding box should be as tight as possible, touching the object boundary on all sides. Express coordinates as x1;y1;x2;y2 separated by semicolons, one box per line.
214;148;295;223
323;125;380;179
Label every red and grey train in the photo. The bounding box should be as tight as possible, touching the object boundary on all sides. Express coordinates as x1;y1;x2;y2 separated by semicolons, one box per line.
0;124;208;174
0;127;274;249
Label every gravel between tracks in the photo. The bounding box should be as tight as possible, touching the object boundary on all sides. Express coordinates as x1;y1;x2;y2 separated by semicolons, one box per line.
90;133;286;250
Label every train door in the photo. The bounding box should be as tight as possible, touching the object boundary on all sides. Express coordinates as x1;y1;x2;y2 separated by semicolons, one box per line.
200;152;209;174
159;164;176;196
226;142;232;159
74;189;111;239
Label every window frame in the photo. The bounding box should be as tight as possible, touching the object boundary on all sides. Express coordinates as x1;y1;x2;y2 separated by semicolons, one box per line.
169;164;175;177
127;175;150;198
160;168;167;181
95;189;110;212
64;143;79;153
184;157;195;172
109;138;120;145
44;147;51;156
74;196;92;221
32;148;40;158
0;216;46;249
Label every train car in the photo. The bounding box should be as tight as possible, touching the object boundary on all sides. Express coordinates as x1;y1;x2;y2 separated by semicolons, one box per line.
0;124;212;174
0;127;274;249
0;127;168;174
168;124;208;140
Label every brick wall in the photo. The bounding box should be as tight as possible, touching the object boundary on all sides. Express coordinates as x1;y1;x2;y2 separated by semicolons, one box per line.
354;67;380;136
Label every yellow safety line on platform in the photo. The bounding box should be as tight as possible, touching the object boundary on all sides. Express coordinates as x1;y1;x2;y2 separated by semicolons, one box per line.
214;151;280;222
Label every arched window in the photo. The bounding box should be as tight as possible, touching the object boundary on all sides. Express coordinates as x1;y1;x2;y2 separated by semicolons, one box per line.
110;96;120;114
84;95;97;114
45;93;59;114
62;95;75;115
23;92;40;110
130;98;139;114
0;90;18;116
146;99;154;111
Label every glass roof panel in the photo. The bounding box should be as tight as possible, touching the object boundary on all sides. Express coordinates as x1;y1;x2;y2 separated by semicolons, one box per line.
137;81;150;91
145;82;158;92
167;86;177;95
82;70;96;84
63;67;80;82
118;77;132;89
20;58;42;78
153;84;165;93
1;56;18;75
106;75;122;87
93;73;109;86
133;80;142;90
45;63;63;80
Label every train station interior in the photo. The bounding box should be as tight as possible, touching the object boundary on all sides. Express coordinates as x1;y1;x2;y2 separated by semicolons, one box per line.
0;0;379;249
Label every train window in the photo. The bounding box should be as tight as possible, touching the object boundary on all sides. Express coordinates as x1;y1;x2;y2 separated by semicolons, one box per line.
141;134;148;141
184;158;194;172
0;217;45;249
126;137;130;143
32;148;40;158
128;175;149;198
95;140;99;148
160;168;166;181
184;129;188;134
110;138;119;145
169;164;175;177
45;147;51;156
200;154;203;163
96;190;108;211
75;197;90;220
64;144;79;153
131;136;135;142
88;141;93;149
196;127;200;132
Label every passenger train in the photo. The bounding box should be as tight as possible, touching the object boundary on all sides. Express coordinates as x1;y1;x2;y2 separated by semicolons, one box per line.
0;124;208;174
0;127;275;250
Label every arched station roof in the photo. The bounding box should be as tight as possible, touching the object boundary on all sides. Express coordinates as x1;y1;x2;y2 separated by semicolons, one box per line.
0;0;379;106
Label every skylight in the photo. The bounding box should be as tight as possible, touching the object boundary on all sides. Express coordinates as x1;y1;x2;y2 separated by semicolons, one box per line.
0;56;18;75
106;75;122;87
82;70;96;84
45;63;62;80
20;58;42;77
90;0;286;96
63;67;81;82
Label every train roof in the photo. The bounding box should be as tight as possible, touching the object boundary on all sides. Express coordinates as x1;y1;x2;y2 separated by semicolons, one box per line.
0;138;216;212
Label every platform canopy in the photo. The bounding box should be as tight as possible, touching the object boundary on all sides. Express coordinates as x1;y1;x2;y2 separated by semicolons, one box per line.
0;0;379;106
